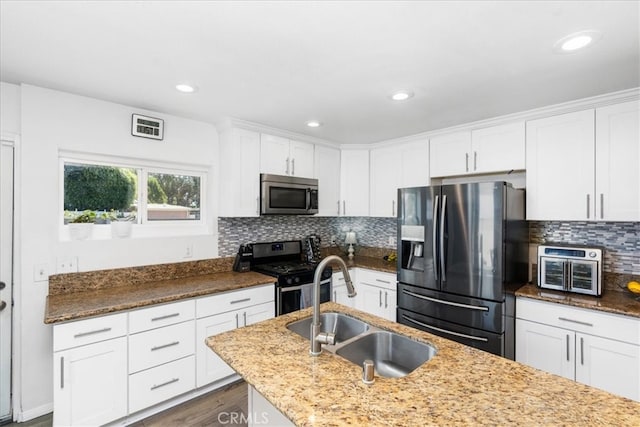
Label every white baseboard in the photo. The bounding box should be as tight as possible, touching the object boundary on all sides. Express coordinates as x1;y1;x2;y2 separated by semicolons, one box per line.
16;402;53;422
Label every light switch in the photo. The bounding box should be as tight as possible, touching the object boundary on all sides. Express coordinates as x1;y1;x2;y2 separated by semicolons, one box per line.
57;256;79;274
34;264;49;282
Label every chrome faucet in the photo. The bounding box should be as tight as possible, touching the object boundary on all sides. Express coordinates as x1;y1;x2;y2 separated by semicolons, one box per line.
310;255;356;356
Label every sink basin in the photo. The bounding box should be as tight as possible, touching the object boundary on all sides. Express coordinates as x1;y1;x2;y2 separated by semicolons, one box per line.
336;331;437;378
286;312;369;343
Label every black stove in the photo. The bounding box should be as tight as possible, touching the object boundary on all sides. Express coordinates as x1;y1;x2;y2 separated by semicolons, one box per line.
246;240;333;316
249;240;332;287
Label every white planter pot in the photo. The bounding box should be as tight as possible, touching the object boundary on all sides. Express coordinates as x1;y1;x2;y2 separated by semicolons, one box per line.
111;222;132;238
68;223;94;240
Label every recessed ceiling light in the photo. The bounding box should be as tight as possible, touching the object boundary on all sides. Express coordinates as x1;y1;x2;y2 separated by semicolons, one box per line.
390;91;414;101
175;83;196;93
554;30;602;53
306;120;321;128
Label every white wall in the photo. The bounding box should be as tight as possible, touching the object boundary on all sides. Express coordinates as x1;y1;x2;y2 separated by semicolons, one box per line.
0;82;21;135
7;84;219;419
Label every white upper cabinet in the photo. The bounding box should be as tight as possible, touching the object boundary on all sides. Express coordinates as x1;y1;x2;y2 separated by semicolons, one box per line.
430;122;525;178
594;101;640;221
429;131;471;177
219;128;261;217
260;134;314;178
370;139;429;217
527;101;639;221
471;122;525;173
340;149;369;216
314;145;341;216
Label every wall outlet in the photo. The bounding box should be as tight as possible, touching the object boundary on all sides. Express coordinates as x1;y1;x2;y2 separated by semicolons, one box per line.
330;235;337;245
34;264;49;282
57;257;78;274
184;244;193;258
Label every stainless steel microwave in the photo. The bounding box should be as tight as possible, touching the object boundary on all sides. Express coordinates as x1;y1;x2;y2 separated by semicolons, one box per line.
260;174;318;215
537;245;603;296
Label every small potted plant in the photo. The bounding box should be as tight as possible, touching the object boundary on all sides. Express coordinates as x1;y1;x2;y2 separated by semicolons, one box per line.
96;210;117;224
111;211;135;238
68;210;96;240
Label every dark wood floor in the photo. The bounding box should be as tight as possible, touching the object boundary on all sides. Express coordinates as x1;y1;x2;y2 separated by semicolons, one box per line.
4;380;248;427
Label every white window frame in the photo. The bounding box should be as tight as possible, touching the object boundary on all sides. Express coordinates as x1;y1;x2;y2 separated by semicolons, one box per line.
59;151;209;240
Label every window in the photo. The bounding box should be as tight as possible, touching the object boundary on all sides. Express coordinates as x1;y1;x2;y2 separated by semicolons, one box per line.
61;155;206;238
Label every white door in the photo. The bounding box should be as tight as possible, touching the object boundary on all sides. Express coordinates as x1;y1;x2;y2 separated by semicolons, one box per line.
260;134;290;176
471;122;526;173
515;319;575;381
369;146;401;217
0;141;14;422
340;149;369;216
429;131;471;177
575;333;640;401
289;140;314;178
242;302;274;327
195;311;238;387
314;145;341;216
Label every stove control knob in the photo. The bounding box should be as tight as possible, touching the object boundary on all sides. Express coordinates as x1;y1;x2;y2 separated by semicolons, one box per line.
286;278;293;285
294;277;300;284
588;251;597;258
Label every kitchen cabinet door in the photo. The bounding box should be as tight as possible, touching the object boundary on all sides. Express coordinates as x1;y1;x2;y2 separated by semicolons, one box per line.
595;101;640;221
314;145;341;216
260;134;291;176
289;140;314;178
54;337;128;427
340;149;369;216
429;131;471;177
471;122;525;173
526;110;595;220
354;282;395;321
196;311;238;387
219;128;261;217
370;146;401;217
515;319;575;380
400;139;429;187
575;333;640;401
243;301;275;327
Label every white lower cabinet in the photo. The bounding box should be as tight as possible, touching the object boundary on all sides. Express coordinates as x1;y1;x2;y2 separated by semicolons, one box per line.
52;284;275;426
248;385;294;427
516;297;640;401
354;268;397;322
53;336;128;427
196;300;274;387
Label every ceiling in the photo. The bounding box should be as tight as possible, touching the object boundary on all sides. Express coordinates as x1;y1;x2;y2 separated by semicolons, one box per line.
1;1;638;144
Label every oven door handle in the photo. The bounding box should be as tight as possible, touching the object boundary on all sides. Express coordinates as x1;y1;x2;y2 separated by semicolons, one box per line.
279;280;329;293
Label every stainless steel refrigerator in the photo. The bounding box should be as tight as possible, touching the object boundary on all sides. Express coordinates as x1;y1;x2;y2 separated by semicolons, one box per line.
396;182;527;359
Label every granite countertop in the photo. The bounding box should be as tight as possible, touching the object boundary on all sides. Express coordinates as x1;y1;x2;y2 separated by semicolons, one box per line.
516;283;640;319
44;271;275;324
207;302;640;426
341;255;397;274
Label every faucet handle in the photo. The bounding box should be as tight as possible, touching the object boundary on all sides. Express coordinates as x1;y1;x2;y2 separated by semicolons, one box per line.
362;359;375;384
315;332;336;346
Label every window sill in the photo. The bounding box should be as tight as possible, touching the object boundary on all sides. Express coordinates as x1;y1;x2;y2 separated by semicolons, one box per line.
60;222;211;241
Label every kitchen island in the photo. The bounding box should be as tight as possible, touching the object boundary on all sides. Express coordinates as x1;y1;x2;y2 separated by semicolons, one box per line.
207;302;640;426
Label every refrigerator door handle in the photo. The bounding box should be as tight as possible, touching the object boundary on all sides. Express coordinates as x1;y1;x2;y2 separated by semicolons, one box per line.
439;194;447;283
432;195;440;282
401;315;489;342
401;289;489;311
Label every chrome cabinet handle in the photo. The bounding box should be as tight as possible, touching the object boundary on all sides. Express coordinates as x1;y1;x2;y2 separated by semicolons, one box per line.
343;201;346;216
74;327;112;338
384;292;388;308
285;157;290;175
235;313;239;328
473;151;477;171
291;158;295;176
151;341;180;352
60;356;64;389
151;313;180;322
337;201;340;216
333;290;337;301
566;335;570;361
151;378;179;391
391;200;395;216
230;298;251;305
586;194;590;219
379;290;383;307
465;153;469;172
257;196;260;215
243;311;247;327
558;317;593;327
375;279;391;284
600;193;604;219
580;337;584;365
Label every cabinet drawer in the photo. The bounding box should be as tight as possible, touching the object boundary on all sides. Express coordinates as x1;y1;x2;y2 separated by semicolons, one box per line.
54;312;127;352
517;297;640;345
355;268;396;291
128;355;195;414
129;300;195;334
196;284;274;318
129;320;195;374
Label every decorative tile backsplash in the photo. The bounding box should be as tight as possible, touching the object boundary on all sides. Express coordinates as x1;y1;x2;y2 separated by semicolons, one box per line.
219;217;639;275
529;221;639;275
218;216;396;257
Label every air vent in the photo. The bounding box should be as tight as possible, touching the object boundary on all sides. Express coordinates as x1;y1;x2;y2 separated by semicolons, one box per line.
131;114;164;140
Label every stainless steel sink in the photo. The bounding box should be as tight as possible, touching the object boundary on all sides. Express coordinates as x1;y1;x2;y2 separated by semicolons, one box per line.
286;312;369;343
336;331;437;378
